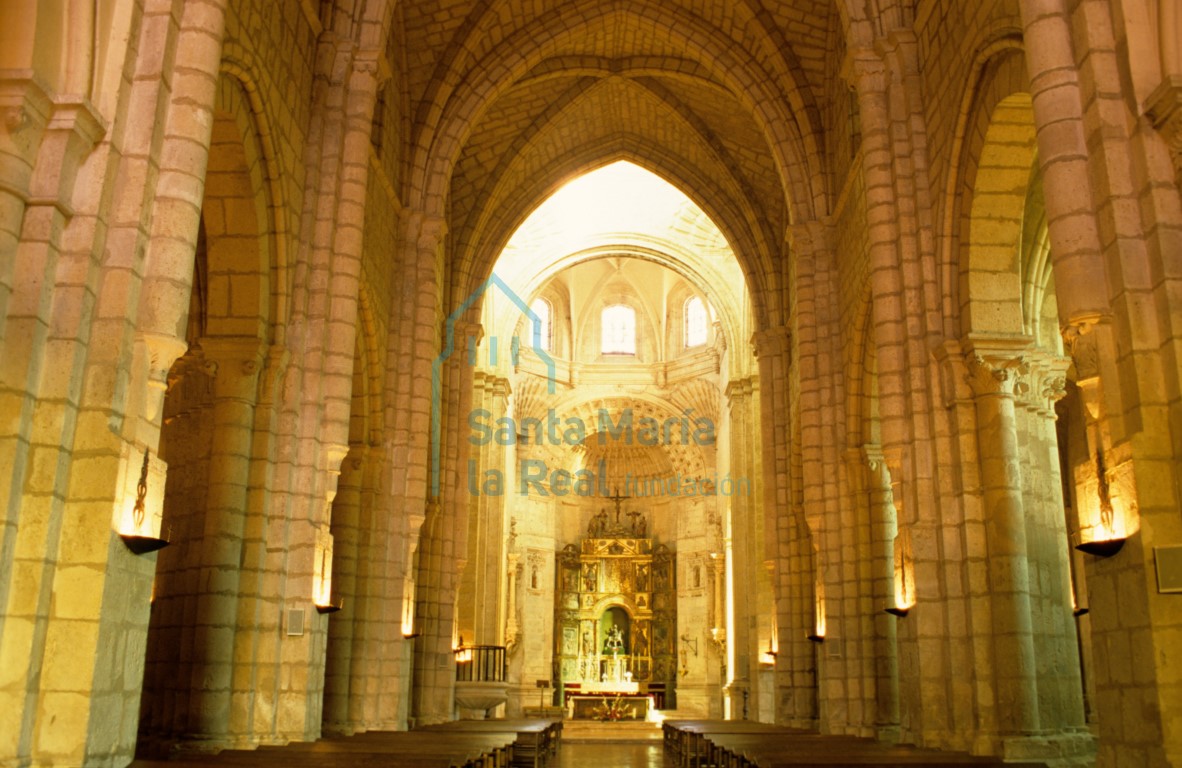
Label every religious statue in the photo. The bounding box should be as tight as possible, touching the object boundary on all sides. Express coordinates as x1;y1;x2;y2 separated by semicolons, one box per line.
635;623;650;656
635;562;650;591
604;625;626;655
582;563;597;592
628;510;647;538
588;509;609;537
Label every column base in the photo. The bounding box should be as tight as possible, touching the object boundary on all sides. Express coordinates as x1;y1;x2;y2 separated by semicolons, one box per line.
169;734;261;754
672;683;713;717
1000;731;1096;766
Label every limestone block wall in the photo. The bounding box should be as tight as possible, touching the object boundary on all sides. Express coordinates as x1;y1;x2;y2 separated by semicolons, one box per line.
321;144;412;736
3;2;1182;767
0;0;240;762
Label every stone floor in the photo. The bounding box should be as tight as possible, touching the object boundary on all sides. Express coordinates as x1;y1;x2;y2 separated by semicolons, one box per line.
555;743;669;767
562;720;663;742
130;721;1034;768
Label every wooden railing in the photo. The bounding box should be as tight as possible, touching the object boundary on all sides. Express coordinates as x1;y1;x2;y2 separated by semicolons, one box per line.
455;644;507;682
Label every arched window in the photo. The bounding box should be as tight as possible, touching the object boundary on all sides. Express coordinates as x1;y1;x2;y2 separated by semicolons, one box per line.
684;296;708;348
529;297;552;352
601;304;636;355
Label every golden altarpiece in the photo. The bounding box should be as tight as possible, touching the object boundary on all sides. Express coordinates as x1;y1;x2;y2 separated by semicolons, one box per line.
554;503;676;715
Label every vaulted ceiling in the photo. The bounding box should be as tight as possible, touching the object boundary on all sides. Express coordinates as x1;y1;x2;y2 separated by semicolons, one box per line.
396;0;847;323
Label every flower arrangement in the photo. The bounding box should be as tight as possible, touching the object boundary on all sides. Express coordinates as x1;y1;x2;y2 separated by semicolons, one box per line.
592;694;630;721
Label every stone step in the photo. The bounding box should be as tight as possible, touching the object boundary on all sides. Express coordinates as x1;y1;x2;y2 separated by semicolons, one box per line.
561;719;663;743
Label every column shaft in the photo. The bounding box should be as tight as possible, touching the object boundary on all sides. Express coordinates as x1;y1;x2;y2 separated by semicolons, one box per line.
186;338;264;745
966;353;1040;736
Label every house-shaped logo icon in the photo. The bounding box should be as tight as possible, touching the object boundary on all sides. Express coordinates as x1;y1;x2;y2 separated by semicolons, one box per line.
431;273;557;496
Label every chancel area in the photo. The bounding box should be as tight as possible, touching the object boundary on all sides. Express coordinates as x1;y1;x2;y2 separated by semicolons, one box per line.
3;1;1182;767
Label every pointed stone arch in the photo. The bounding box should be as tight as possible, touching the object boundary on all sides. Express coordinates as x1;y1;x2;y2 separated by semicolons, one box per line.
405;1;826;228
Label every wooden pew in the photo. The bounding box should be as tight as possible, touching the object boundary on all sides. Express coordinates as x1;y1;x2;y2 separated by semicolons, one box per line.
662;720;1034;768
131;729;517;768
663;720;794;768
415;718;563;768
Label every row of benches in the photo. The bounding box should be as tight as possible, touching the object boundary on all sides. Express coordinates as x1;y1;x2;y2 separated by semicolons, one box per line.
416;719;562;768
661;720;1032;768
131;719;562;768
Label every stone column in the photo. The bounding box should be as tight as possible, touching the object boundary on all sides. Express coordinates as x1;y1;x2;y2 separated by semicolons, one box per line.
458;371;509;647
323;444;367;734
723;376;761;719
862;447;901;742
505;551;520;652
412;320;482;725
184;336;264;748
1018;356;1087;736
1147;0;1182;185
412;499;459;726
1015;0;1110;325
753;326;792;575
0;83;107;768
963;347;1040;743
386;210;443;727
752;326;801;724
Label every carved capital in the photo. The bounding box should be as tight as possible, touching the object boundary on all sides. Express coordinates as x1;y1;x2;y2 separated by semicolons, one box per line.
725;376;757;406
962;334;1033;398
257;345;291;403
197;336;266;399
859;444;892;490
786;219;835;257
1041;373;1068;403
1146;75;1182;185
1021;354;1071;414
139;332;189;422
751;325;791;361
352;47;381;76
400;209;447;253
1;78;105;216
448;319;484;362
141;332;189;386
848;46;889;94
1062;318;1102;381
965;353;1029;398
322;441;348;471
0;74;52;143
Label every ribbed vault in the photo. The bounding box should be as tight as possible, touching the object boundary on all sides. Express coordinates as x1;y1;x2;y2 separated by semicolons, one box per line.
399;0;853;329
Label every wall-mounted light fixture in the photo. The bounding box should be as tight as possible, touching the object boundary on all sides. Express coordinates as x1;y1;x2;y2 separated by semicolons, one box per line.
1074;536;1125;558
885;528;916;616
400;580;419;636
1074;448;1127;557
1069;583;1088;617
454;635;473;664
118;450;171;555
809;578;826;642
316;599;343;615
313;532;342;613
708;626;725;657
760;637;778;665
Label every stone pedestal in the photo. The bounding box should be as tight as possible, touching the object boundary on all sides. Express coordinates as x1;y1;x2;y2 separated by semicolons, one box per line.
454;681;511;719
